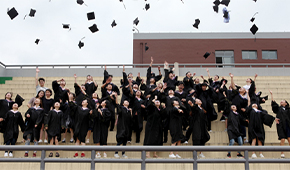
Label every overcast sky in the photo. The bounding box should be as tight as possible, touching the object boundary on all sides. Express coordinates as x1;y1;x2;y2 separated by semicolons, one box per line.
0;0;288;65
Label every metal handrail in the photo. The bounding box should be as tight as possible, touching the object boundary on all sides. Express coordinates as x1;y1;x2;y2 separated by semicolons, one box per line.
0;145;290;170
1;62;290;69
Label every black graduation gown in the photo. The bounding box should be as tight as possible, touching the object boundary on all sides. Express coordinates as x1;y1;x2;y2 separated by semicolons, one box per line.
92;108;111;145
163;69;178;91
45;109;65;141
169;107;184;143
130;94;145;132
227;111;248;141
0;95;24;132
246;107;275;145
146;66;162;85
3;110;25;143
52;80;69;102
69;102;92;143
85;82;98;98
190;105;210;145
195;84;217;121
271;101;290;140
143;102;165;145
183;76;194;92
42;97;54;114
23;107;44;141
116;105;132;143
231;89;248;118
102;70;120;96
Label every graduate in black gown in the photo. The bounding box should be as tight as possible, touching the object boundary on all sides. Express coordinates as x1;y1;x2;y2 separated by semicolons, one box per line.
0;103;25;157
23;98;44;157
270;90;290;158
0;92;24;133
144;97;166;158
188;99;210;158
183;71;196;93
114;98;132;158
62;92;76;143
169;100;184;159
41;89;54;143
69;97;93;158
174;81;188;131
84;75;98;98
146;57;162;86
45;102;65;157
129;81;145;143
52;78;69;103
244;93;278;159
163;61;178;92
223;92;248;158
93;100;111;158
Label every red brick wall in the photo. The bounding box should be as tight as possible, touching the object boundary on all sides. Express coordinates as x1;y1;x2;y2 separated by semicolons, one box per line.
133;39;290;64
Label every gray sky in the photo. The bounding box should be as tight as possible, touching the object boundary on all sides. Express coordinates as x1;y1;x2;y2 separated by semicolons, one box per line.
0;0;288;65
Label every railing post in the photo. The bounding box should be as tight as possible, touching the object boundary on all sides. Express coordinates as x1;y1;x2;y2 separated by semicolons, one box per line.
245;150;249;170
141;150;146;170
40;150;45;170
193;150;197;170
91;150;95;170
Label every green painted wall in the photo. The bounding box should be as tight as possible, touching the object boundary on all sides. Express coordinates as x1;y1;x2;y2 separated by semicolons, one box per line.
0;77;12;84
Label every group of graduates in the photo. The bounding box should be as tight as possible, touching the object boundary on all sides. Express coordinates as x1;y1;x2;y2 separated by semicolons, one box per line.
0;57;290;159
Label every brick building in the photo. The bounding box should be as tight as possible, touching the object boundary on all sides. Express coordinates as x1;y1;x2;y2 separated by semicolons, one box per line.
133;32;290;66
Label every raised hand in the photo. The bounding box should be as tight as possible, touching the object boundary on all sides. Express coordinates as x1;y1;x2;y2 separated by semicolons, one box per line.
229;73;234;78
151;57;153;63
74;74;77;78
269;90;273;95
206;68;209;72
188;100;193;106
275;118;280;124
36;67;40;73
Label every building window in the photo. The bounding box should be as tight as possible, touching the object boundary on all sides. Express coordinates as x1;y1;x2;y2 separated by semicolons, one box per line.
215;51;234;67
242;51;257;60
262;50;277;60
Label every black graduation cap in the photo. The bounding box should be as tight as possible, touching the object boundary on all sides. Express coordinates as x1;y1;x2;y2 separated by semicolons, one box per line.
111;20;117;28
213;5;219;13
29;9;36;17
87;12;95;20
133;17;139;26
253;0;257;2
213;0;220;6
262;95;268;100
35;39;40;45
89;24;99;33
193;19;200;29
7;7;18;20
250;12;258;22
14;94;25;108
250;24;258;35
77;0;84;5
145;43;149;51
63;24;70;29
204;52;211;59
145;3;150;11
220;0;230;6
78;41;84;49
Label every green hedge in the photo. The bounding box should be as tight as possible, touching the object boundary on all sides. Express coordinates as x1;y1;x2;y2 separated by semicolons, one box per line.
0;77;12;84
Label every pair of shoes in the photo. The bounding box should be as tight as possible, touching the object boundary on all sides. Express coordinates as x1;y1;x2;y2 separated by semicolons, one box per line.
8;152;13;157
237;153;244;158
81;153;85;157
199;153;205;158
62;138;66;143
227;153;231;158
74;153;78;157
4;152;8;157
114;154;120;158
127;141;131;144
122;154;128;158
33;153;37;157
86;139;90;144
251;153;264;158
55;152;60;157
184;141;188;144
281;154;285;158
24;153;28;157
259;154;264;158
175;154;181;158
95;152;101;158
169;154;176;158
44;139;48;143
70;138;74;143
38;139;43;143
103;153;107;158
49;152;53;157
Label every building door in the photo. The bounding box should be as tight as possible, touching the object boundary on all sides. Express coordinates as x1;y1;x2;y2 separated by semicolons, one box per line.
215;51;234;67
